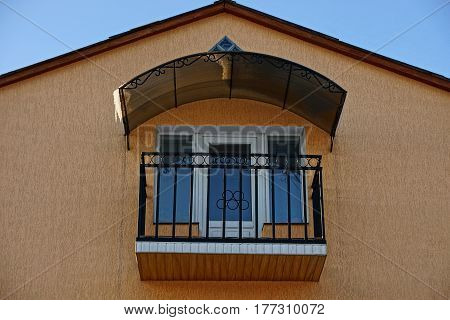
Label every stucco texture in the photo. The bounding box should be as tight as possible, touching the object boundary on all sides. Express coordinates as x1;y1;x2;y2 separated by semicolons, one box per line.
0;13;449;299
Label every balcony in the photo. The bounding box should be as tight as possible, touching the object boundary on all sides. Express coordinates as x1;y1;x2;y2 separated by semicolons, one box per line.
136;152;326;281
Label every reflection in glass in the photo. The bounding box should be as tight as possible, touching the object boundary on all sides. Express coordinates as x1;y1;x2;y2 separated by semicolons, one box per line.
158;135;192;223
268;136;305;223
208;144;252;222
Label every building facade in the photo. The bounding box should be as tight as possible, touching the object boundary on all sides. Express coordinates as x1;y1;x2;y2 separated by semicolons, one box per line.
0;1;449;299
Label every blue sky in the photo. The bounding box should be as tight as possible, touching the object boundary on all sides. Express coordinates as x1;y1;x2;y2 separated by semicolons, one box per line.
1;0;449;77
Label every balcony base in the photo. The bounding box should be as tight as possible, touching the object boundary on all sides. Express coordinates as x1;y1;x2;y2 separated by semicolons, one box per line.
136;241;326;281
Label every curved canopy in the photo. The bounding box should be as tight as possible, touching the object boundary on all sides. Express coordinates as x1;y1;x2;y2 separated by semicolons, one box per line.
118;51;346;138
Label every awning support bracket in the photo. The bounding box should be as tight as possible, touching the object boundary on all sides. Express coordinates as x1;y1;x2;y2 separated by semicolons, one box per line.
229;53;234;99
283;63;293;108
173;62;178;107
119;88;131;150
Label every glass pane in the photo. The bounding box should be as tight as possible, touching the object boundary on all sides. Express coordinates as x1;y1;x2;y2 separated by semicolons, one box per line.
268;136;300;165
208;144;252;222
268;136;305;223
157;135;192;223
160;134;192;154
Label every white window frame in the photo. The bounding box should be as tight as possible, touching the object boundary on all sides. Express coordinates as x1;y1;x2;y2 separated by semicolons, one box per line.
155;126;307;236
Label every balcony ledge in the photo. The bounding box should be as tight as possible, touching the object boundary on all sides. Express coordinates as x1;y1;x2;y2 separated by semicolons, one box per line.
136;241;327;281
136;241;326;255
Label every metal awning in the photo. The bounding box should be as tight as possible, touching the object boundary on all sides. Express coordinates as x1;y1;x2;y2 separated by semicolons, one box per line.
116;51;346;149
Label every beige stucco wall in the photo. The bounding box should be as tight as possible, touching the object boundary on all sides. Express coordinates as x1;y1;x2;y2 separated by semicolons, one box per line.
0;13;448;299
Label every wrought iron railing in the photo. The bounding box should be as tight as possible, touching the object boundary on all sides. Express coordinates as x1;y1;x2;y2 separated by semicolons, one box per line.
137;152;326;244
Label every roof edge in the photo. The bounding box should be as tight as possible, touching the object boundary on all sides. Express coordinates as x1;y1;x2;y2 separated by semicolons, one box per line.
223;1;450;92
0;1;225;88
0;0;449;92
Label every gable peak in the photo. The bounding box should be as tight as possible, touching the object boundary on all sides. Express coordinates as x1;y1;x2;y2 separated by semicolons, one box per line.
209;36;242;52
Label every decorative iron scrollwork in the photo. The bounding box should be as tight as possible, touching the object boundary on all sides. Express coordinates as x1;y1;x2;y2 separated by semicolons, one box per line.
142;152;321;169
121;51;346;95
216;190;249;211
210;154;249;166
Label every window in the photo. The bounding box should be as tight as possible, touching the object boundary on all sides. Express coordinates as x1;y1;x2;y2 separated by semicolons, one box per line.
208;144;252;223
155;126;307;235
157;135;192;223
268;136;306;223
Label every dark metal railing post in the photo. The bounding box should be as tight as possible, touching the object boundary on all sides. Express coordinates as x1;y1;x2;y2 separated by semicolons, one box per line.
239;166;243;240
312;170;322;238
254;168;259;239
287;170;292;240
188;167;194;239
138;160;146;237
271;168;276;239
319;168;326;240
222;167;227;239
206;167;211;239
171;167;178;237
302;169;308;240
154;164;161;239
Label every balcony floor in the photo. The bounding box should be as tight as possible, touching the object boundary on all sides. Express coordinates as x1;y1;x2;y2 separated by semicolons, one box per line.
136;241;326;281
